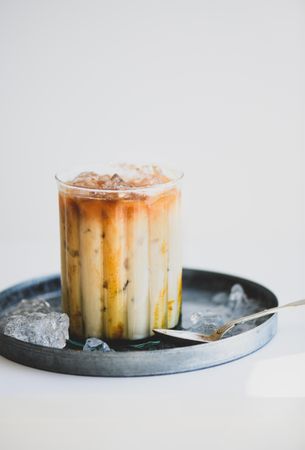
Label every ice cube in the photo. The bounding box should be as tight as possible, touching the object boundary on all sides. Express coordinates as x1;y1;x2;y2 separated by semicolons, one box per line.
0;312;69;349
212;292;229;304
229;284;247;302
71;171;101;188
110;173;129;188
83;337;111;352
0;298;52;317
69;164;172;190
189;311;205;326
189;310;224;334
228;284;248;310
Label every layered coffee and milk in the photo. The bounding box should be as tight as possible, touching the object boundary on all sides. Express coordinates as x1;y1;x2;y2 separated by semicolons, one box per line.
57;164;182;341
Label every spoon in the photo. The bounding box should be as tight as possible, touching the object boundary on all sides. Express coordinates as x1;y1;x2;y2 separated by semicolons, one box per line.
153;298;305;344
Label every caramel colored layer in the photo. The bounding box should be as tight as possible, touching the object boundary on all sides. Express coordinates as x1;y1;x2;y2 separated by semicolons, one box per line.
59;187;182;340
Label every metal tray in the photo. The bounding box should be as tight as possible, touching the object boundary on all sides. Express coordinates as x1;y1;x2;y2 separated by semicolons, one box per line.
0;269;277;377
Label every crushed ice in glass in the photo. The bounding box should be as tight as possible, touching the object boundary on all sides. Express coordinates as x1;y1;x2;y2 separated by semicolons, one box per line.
188;283;261;337
70;164;171;190
0;312;69;349
83;337;112;352
101;173;130;190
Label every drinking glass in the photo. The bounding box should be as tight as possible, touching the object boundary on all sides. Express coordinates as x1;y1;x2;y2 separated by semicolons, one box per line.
56;164;182;341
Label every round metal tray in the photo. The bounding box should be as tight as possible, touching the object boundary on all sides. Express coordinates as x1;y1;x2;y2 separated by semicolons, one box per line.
0;269;277;376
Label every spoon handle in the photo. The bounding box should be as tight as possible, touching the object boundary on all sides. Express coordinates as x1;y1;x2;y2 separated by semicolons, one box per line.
216;298;305;338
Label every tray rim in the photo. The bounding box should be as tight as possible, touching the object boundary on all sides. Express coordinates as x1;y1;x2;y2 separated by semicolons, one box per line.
0;269;278;355
0;269;278;376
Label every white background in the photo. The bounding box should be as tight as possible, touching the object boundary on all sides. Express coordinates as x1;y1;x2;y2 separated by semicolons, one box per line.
0;1;305;449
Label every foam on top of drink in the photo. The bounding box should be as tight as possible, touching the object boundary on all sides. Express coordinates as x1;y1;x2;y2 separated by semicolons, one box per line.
69;164;172;190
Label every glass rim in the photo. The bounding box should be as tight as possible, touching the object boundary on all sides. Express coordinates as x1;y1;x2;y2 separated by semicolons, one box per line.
55;163;184;194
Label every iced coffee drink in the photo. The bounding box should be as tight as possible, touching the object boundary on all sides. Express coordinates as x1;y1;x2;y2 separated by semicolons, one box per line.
56;164;182;341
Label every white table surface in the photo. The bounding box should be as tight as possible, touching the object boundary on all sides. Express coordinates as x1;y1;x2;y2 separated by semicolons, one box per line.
0;243;304;450
0;0;304;447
